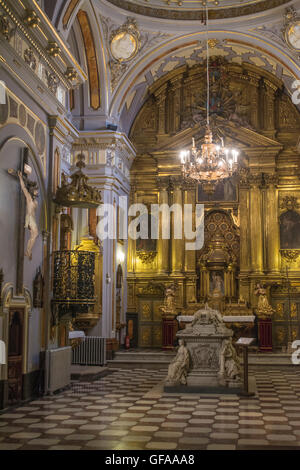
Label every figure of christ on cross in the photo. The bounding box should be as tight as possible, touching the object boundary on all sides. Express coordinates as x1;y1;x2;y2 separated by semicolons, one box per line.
17;170;39;261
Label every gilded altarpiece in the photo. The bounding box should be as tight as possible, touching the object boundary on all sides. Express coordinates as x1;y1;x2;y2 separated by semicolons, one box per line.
129;58;300;349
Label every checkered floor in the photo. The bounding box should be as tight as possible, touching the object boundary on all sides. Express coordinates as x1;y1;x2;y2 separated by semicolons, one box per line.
1;367;300;450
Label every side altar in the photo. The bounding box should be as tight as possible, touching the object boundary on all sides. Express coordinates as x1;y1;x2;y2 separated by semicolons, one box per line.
165;305;242;392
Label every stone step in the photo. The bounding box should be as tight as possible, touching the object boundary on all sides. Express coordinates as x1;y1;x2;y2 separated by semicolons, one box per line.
70;365;112;381
107;351;295;370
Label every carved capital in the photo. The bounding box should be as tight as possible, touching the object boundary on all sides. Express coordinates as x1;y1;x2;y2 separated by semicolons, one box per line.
156;176;170;191
169;175;184;191
249;173;263;188
238;167;250;188
264;173;279;188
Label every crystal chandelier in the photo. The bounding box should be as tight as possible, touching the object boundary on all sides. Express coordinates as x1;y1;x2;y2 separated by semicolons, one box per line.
180;5;239;194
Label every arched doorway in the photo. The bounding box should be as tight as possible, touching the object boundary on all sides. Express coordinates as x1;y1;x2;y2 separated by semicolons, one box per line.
8;309;24;404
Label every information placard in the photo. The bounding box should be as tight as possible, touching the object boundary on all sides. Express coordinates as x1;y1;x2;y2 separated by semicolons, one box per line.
236;337;255;346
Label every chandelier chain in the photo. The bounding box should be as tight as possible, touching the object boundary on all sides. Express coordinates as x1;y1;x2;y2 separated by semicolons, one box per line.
206;4;209;128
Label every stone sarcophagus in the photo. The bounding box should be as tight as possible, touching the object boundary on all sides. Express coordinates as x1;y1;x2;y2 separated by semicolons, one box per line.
165;305;242;390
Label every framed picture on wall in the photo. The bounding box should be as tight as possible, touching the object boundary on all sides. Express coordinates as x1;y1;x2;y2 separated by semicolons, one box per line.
197;176;238;203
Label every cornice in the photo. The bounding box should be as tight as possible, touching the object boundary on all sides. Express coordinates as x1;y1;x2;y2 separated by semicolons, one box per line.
0;0;86;91
104;0;290;21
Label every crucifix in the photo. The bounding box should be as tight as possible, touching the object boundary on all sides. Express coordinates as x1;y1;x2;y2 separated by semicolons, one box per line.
7;148;39;293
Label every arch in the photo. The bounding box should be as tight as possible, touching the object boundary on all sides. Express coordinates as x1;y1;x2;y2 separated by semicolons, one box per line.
129;58;300;153
77;9;101;111
0;283;32;380
109;31;300;133
0;124;48;232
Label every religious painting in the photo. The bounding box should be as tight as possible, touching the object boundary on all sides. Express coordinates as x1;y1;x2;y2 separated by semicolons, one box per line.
209;270;224;295
280;210;300;249
198;177;237;202
136;213;157;252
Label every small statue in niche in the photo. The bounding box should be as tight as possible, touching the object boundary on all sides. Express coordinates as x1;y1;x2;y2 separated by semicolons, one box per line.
219;338;241;381
33;267;44;308
165;339;190;386
211;272;224;294
18;171;39;261
254;282;274;318
60;211;73;250
116;264;123;289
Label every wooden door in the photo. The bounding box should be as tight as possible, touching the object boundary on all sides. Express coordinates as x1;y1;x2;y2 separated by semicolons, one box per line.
8;309;24;404
271;298;300;349
138;298;163;348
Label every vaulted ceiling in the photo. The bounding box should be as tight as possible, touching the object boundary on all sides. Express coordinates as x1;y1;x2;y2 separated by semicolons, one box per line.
42;0;300;134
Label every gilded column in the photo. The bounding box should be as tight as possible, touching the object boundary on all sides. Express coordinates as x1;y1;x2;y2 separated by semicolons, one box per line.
199;262;209;299
171;177;183;274
239;169;250;274
157;177;170;273
264;173;280;273
127;184;136;273
249;173;263;274
183;180;196;273
183;180;197;303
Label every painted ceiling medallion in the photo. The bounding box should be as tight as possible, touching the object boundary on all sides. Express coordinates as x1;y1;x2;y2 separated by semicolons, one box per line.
110;18;140;63
283;7;300;51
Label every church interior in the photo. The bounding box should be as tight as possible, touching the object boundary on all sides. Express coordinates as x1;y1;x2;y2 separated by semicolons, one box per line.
2;0;300;452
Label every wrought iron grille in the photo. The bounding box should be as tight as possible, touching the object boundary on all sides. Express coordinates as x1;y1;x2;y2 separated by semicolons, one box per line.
53;251;96;312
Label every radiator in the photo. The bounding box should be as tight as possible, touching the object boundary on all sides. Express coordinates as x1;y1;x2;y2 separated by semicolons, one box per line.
46;347;72;393
72;337;106;366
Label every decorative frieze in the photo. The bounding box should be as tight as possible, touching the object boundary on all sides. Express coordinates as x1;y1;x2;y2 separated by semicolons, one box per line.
0;0;85;108
280;249;300;263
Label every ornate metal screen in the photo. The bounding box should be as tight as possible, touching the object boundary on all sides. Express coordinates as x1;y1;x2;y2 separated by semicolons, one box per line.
53;250;96;315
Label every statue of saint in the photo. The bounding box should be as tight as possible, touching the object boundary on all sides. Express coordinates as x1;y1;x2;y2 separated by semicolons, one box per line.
254;282;274;318
18;171;39;261
219;338;241;381
211;272;224;294
166;339;190;386
160;283;177;317
60;212;73;250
